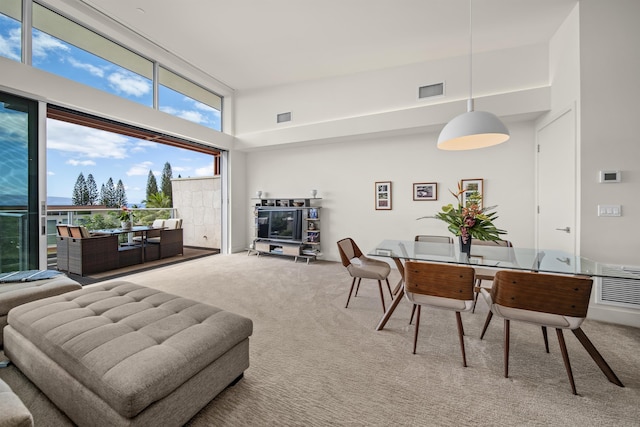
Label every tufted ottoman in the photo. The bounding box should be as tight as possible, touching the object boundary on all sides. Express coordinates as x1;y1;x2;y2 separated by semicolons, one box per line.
3;281;253;427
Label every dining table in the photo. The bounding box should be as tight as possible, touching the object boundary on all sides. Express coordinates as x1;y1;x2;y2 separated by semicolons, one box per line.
91;225;163;263
368;239;640;388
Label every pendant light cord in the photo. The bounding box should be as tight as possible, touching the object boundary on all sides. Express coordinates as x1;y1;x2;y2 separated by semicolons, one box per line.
468;0;474;112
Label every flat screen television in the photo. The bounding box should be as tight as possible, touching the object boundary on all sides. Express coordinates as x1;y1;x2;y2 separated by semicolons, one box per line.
257;209;303;242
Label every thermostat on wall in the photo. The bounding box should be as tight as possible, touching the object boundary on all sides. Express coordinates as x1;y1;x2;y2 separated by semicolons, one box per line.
599;170;621;183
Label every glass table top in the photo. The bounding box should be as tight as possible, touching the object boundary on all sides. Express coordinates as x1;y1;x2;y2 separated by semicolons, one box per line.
369;240;640;281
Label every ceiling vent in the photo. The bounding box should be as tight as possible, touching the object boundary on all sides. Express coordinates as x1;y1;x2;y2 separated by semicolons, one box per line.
277;112;292;123
418;83;444;99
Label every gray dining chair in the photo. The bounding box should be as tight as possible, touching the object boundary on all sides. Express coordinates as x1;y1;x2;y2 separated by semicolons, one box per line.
471;239;513;313
337;237;393;313
404;261;475;366
479;270;622;394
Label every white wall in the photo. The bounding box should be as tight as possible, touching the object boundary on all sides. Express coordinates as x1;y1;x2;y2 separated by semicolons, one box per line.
234;44;550;156
579;0;640;326
245;120;536;262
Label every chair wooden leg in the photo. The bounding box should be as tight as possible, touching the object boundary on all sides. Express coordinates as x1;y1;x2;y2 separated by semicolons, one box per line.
472;278;481;313
345;277;357;308
377;280;386;313
556;328;578;395
571;327;624;387
542;326;550;353
456;311;467;367
409;304;417;324
504;319;510;378
412;305;421;354
385;278;393;300
354;278;361;297
480;311;493;340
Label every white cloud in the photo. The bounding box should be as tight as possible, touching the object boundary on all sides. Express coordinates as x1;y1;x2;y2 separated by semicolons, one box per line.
178;110;206;124
32;31;69;58
68;57;104;77
47;119;130;159
48;171;55;176
126;161;154;177
195;162;215;177
0;28;21;61
66;159;96;166
108;71;151;97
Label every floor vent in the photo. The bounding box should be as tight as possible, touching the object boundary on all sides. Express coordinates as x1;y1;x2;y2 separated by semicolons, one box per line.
277;112;291;123
418;83;444;99
598;266;640;309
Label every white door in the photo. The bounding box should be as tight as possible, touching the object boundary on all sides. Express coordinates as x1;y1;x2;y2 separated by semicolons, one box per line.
536;108;577;254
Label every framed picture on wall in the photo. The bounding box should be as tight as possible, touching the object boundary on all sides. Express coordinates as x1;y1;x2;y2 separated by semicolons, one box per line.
413;182;438;201
461;178;483;208
375;181;392;210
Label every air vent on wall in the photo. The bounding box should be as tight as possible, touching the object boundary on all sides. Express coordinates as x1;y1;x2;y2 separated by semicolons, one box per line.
418;82;444;99
277;112;292;123
598;266;640;309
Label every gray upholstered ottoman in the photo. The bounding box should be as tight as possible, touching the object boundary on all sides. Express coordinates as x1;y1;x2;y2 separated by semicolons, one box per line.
0;271;82;347
4;281;253;427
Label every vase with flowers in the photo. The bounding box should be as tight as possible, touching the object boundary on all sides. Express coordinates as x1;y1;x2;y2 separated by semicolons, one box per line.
418;183;506;257
118;206;133;230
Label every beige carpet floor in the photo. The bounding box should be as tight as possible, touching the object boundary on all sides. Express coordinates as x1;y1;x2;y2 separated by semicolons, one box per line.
2;253;640;426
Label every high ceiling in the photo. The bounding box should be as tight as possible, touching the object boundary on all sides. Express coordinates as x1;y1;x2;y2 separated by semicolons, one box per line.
77;0;577;91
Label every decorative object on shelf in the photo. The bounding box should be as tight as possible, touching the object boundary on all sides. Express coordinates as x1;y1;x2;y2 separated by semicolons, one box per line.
375;181;392;210
413;182;438;201
417;182;505;253
460;178;483;208
120;221;132;231
256;190;263;199
437;0;509;150
311;189;317;198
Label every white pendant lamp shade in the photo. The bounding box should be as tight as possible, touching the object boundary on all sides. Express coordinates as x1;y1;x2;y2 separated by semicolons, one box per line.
437;0;509;151
437;105;510;151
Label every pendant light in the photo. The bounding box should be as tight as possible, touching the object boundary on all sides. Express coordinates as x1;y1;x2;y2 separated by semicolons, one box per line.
437;0;509;150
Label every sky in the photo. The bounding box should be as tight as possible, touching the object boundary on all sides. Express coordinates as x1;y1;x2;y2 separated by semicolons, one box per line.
0;12;219;205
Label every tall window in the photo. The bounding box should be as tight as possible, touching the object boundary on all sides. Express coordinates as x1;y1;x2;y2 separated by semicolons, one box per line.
159;67;222;131
31;3;153;107
0;0;21;62
0;91;39;272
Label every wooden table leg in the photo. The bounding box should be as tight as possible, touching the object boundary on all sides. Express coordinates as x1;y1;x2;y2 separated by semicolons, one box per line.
572;327;624;387
376;257;405;331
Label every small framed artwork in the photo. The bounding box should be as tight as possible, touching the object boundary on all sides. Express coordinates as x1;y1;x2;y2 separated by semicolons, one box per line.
413;182;438;201
461;178;484;208
375;181;392;210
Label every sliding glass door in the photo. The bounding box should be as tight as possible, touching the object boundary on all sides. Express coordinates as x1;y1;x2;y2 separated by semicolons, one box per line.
0;91;39;272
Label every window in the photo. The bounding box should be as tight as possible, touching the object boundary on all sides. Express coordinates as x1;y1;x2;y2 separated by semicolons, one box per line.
31;3;153;107
0;0;22;62
159;66;222;131
0;91;39;271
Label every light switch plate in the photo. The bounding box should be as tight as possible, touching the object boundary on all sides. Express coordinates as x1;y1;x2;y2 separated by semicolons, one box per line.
598;204;622;217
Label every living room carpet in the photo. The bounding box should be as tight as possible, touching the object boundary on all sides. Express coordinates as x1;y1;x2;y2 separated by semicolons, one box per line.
1;253;639;426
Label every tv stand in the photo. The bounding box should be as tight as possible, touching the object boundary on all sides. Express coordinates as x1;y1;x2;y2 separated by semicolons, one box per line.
251;198;322;263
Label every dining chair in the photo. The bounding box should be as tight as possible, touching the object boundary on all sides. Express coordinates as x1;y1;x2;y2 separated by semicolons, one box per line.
478;270;620;395
414;235;453;244
471;239;513;313
403;261;475;366
337;237;393;313
409;235;455;323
